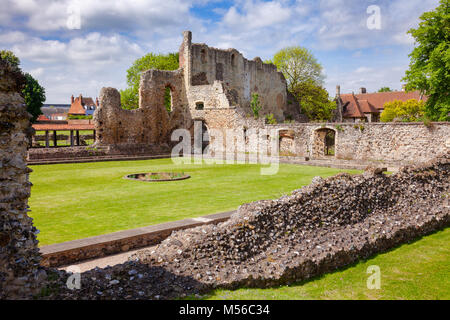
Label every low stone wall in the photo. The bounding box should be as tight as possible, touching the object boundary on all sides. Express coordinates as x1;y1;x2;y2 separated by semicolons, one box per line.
214;122;450;165
0;59;46;299
28;146;108;160
40;211;233;267
27;143;173;161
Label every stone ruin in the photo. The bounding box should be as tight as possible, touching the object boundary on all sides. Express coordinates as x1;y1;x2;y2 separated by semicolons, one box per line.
40;154;449;299
91;31;449;164
0;58;46;299
93;31;306;154
1;31;449;300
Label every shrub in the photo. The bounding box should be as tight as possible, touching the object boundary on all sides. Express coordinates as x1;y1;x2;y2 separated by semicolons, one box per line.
381;99;425;122
250;93;262;118
265;113;277;124
68;114;93;120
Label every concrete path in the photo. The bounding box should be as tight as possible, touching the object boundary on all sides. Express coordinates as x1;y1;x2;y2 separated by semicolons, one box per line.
58;246;155;273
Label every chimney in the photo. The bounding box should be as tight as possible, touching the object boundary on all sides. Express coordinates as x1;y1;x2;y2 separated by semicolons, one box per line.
359;87;366;94
336;85;341;97
71;95;74;103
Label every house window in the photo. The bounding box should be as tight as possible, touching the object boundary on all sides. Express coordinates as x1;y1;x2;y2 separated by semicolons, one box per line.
195;102;204;110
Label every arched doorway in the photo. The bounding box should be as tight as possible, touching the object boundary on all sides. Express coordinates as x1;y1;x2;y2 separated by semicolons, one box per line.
278;129;295;156
190;119;210;154
312;128;336;158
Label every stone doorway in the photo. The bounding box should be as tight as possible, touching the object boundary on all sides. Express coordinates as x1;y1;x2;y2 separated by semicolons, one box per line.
312;128;336;158
279;130;295;156
191;120;210;154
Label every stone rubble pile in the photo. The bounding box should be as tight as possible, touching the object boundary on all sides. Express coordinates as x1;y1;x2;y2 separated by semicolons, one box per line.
41;154;449;299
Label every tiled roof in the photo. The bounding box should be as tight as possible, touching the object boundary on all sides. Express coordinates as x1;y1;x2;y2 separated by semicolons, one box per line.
339;90;426;118
69;96;97;115
32;123;94;131
341;93;364;118
37;115;50;121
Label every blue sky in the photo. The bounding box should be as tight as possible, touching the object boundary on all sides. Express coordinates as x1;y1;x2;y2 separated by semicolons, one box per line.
0;0;440;103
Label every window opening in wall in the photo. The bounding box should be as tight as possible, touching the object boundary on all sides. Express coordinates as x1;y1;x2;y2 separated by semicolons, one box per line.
164;86;173;113
201;49;207;64
195;102;204;110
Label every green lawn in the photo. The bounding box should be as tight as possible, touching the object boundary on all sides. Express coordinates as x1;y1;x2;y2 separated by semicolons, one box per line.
34;130;95;147
28;159;360;245
199;228;450;300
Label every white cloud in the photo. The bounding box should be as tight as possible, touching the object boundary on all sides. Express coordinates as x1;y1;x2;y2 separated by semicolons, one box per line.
11;32;143;65
0;0;442;103
4;32;144;102
0;31;27;43
29;67;44;78
312;0;440;50
355;66;373;74
222;0;292;30
325;64;409;96
0;0;192;33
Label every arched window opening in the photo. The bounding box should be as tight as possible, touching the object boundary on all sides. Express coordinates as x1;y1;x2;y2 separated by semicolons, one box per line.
195;102;204;110
200;49;207;64
164;86;173;113
231;54;235;67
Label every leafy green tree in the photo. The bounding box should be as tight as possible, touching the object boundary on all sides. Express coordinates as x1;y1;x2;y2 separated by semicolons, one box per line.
378;87;393;92
269;46;334;121
1;50;45;122
120;52;179;110
23;73;45;122
291;80;336;121
270;46;324;92
380;99;426;122
402;0;450;121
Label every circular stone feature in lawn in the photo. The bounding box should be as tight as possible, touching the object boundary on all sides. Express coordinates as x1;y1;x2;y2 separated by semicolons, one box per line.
124;172;190;182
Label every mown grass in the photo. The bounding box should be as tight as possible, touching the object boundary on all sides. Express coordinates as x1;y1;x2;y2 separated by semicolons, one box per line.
33;130;95;147
195;228;450;300
28;158;360;245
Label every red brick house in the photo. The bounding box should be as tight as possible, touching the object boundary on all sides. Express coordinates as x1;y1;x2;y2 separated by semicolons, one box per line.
68;94;99;116
335;86;427;122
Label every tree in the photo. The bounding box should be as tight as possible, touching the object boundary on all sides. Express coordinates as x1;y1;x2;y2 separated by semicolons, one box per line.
291;80;336;121
23;73;46;122
120;52;179;110
402;0;450;121
1;50;45;122
269;46;334;121
380;99;426;122
378;87;393;92
270;46;324;92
